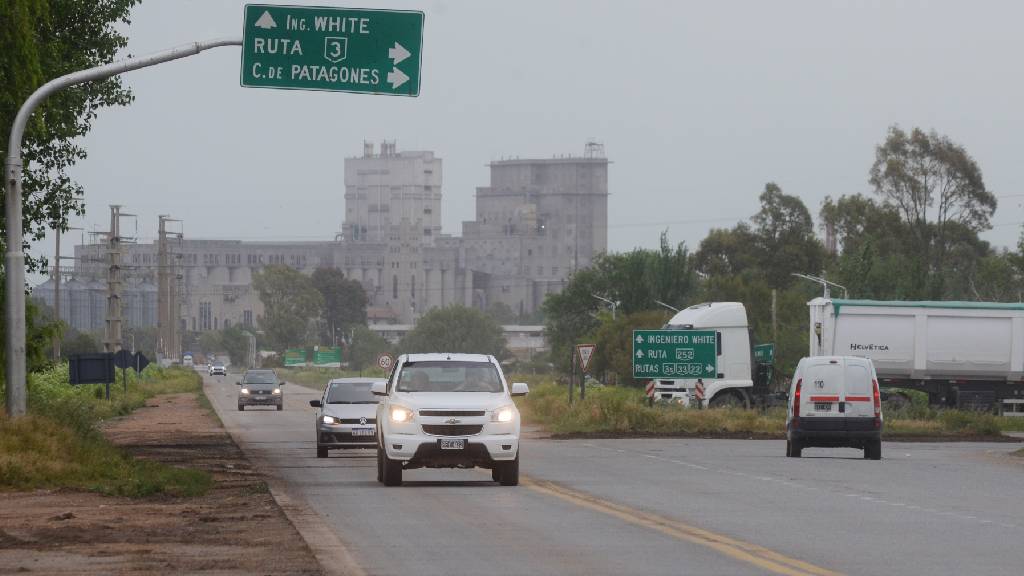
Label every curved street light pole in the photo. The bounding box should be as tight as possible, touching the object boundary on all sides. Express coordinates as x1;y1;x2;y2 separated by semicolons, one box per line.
5;38;242;417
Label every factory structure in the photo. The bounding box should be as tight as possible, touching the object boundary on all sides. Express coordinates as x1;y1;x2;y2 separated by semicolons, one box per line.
33;141;609;360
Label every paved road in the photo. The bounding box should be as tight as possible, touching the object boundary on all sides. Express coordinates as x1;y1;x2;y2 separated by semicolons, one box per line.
204;373;1024;576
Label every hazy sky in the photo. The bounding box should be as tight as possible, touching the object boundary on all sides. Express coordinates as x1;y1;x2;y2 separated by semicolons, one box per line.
34;0;1024;282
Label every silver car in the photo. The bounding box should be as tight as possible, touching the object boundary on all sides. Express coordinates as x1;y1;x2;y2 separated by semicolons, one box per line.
310;378;384;458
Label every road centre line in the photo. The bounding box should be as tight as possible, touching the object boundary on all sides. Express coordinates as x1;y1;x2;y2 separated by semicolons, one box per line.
523;476;842;576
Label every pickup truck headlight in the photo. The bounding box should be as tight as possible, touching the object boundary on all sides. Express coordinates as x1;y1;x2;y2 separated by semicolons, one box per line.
323;415;337;424
492;405;516;423
272;388;281;395
390;405;414;423
240;387;250;395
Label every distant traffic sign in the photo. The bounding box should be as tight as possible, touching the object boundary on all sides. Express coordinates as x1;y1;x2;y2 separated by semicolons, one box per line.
377;353;394;371
576;344;596;373
754;343;775;365
240;4;424;96
632;330;718;379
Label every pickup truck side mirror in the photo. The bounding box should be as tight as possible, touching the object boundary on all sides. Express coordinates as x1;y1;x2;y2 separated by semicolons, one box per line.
279;381;287;386
236;381;242;386
511;382;530;397
309;400;322;408
371;381;388;396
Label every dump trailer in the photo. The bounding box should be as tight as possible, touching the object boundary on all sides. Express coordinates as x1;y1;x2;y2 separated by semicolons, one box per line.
808;298;1024;411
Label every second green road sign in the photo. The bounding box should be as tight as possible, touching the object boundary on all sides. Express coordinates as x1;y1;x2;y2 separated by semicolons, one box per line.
632;330;718;379
240;4;424;96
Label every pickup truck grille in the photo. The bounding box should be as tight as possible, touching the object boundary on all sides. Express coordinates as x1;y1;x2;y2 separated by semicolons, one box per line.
419;410;485;417
422;424;484;436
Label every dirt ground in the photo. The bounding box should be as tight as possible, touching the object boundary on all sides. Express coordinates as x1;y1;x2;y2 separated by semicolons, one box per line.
0;393;323;575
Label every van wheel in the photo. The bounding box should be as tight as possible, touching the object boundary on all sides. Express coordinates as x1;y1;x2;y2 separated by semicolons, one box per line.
380;447;403;486
786;440;803;458
864;439;882;460
497;453;520;486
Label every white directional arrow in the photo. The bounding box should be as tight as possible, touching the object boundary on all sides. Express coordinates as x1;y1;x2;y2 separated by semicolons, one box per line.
635;335;644;344
255;11;277;29
387;67;410;89
705;364;714;373
388;42;411;65
636;350;645;359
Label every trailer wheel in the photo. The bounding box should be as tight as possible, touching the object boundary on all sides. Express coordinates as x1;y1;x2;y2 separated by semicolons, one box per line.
786;439;802;458
864;439;882;460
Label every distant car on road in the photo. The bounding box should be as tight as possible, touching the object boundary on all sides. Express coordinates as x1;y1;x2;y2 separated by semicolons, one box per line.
310;378;385;458
237;369;285;411
786;356;883;459
209;363;227;376
374;353;529;486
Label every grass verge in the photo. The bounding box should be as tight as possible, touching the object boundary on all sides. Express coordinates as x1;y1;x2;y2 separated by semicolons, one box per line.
0;364;214;497
277;366;388;388
516;379;1018;440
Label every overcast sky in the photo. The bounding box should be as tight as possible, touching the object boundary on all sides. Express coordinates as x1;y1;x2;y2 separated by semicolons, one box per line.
35;0;1024;282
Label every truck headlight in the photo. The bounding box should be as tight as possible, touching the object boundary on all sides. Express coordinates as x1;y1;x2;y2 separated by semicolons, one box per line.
272;388;281;395
492;405;516;423
240;387;250;395
323;415;337;424
390;406;414;423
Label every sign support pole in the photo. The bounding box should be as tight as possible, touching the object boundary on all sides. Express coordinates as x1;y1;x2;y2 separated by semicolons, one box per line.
4;38;241;417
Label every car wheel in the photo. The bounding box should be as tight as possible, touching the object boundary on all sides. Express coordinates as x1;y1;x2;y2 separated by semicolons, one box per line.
377;447;384;483
276;404;283;411
238;405;244;412
491;467;501;482
381;448;403;486
864;439;882;460
786;439;802;458
498;453;520;486
317;447;328;458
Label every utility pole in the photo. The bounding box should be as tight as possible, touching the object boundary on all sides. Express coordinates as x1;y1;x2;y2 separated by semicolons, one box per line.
104;205;123;353
771;289;778;344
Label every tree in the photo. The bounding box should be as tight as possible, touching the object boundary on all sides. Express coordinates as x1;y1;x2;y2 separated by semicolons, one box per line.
1;0;140;271
587;310;671;386
751;182;824;287
347;325;392;371
869;126;996;298
311;268;367;344
398;306;509;359
484;302;517;325
252;265;323;352
220;326;251;367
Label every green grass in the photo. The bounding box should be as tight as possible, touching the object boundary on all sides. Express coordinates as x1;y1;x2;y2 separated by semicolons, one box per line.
0;364;214;497
515;378;1018;439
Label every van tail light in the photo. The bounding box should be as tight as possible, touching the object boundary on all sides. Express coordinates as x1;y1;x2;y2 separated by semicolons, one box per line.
792;379;802;429
872;379;881;429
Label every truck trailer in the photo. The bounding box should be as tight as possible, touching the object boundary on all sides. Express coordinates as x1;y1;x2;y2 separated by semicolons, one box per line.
808;298;1024;411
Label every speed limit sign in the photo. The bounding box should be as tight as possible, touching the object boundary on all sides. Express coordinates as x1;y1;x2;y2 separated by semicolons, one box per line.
377;353;394;371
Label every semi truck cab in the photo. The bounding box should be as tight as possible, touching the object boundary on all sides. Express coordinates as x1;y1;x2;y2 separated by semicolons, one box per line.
653;302;755;408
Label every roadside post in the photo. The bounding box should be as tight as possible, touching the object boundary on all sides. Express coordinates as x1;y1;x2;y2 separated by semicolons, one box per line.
695;379;705;409
645;381;655;407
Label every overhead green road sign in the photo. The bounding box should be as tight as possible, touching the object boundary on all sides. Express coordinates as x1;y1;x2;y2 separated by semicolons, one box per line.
284;348;307;367
314;346;342;367
632;330;718;379
754;343;775;365
240;4;424;96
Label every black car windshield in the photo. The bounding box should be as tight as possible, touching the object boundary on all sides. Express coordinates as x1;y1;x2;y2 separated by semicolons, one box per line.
326;381;378;404
243;371;278;385
396;361;503;393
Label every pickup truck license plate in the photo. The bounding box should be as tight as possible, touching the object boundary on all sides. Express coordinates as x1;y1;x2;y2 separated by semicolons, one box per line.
351;428;375;437
440;438;466;450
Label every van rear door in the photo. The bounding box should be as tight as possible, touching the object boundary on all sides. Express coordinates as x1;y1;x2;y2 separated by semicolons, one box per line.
801;358;844;417
842;359;876;430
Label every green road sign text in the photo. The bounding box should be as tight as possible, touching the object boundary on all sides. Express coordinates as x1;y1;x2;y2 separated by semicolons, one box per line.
241;4;423;96
632;330;718;379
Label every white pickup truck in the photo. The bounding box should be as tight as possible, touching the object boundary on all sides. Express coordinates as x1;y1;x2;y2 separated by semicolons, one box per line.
373;353;530;486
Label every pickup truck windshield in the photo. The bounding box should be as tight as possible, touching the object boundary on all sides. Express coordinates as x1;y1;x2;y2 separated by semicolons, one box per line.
396;361;503;393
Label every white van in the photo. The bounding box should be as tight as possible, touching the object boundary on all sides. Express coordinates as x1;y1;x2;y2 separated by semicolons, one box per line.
786;356;883;459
